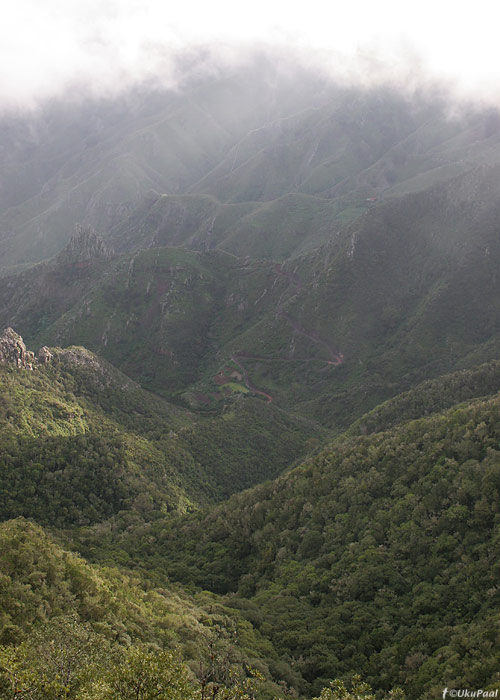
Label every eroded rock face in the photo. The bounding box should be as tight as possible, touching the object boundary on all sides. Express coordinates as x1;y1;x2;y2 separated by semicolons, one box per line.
0;329;56;370
56;225;113;267
38;346;53;364
0;328;34;369
57;347;101;369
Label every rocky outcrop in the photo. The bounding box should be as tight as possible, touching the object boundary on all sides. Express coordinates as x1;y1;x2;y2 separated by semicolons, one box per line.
38;346;53;364
56;224;113;267
0;329;57;370
56;346;102;370
0;328;35;369
0;328;111;375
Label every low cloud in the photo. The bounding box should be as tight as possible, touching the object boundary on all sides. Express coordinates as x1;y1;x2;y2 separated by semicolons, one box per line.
2;0;500;110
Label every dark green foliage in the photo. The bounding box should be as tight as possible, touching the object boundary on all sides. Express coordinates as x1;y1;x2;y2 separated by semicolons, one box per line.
0;345;317;528
0;519;287;697
0;433;130;526
179;400;318;498
4;324;500;697
114;392;500;697
348;359;500;435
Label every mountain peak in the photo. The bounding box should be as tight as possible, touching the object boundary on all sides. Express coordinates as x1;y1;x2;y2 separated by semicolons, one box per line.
56;225;113;267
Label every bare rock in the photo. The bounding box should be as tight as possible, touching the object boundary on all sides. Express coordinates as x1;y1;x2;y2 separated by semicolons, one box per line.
0;328;34;369
38;346;53;364
56;224;113;267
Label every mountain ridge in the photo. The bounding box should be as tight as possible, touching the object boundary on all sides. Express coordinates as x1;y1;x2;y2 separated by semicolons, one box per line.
3;73;500;268
4;159;500;431
3;72;500;699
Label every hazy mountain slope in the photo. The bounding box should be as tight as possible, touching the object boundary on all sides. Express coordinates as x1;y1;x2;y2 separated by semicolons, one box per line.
107;193;258;254
5;162;500;432
3;68;500;268
211;164;500;426
215;193;360;259
0;64;332;266
107;386;500;698
101;90;500;263
109;191;362;261
188;87;440;202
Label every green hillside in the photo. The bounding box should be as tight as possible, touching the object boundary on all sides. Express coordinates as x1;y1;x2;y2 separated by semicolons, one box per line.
4;344;500;698
347;359;500;436
3;70;500;700
105;382;500;698
0;519;407;699
0;518;291;699
0;334;317;526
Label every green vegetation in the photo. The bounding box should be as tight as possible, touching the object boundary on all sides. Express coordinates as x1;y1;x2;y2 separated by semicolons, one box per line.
313;677;404;700
0;356;198;521
4;359;500;697
0;344;316;526
0;433;131;526
0;519;287;698
4;277;500;696
347;359;500;436
0;519;408;700
98;389;500;698
5;73;500;700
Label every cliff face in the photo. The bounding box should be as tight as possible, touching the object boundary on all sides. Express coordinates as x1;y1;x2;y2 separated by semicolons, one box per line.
0;327;35;369
0;328;53;369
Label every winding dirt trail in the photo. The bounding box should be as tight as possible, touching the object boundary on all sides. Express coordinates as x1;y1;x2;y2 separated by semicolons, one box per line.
231;354;273;403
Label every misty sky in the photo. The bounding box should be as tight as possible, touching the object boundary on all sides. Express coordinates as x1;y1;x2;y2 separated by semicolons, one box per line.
2;0;499;109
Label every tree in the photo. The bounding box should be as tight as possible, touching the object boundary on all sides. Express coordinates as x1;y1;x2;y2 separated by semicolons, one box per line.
0;616;106;700
96;646;193;700
313;675;405;700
